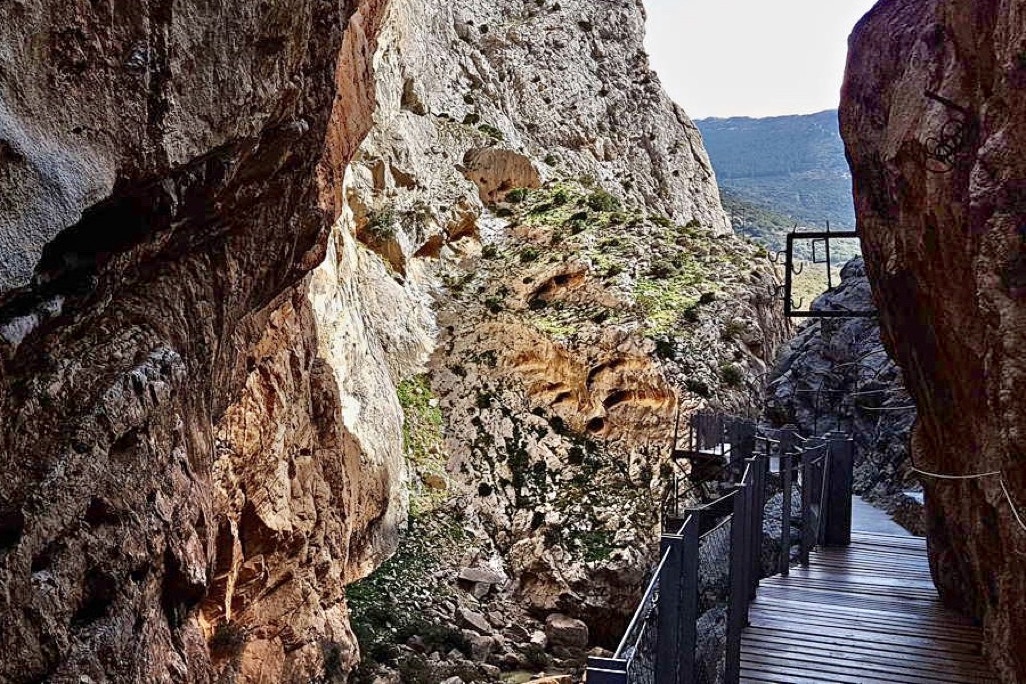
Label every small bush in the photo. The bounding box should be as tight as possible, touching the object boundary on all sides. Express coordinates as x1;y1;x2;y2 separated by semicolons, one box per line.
654;337;676;359
366;209;397;241
520;246;540;263
506;187;528;203
543;153;559;166
478;123;504;140
648;260;678;279
650;214;673;228
552;188;570;206
524;643;550;670
481;244;499;259
722;319;747;341
587;190;621;212
462;112;480;125
484;295;504;314
720;363;744;387
686;378;711;398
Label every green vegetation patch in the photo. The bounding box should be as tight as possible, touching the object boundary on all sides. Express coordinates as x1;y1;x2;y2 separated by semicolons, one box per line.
366;209;397;241
634;273;710;335
397;375;446;516
347;516;469;678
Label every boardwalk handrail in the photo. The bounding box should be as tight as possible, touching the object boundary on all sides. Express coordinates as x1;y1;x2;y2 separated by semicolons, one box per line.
587;414;855;684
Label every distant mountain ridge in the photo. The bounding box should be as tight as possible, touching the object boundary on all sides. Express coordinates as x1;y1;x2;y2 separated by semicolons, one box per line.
696;110;856;236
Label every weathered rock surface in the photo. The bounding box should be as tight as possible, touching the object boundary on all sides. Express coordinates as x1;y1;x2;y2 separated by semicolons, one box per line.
544;613;589;650
842;1;1026;679
336;0;789;677
765;258;921;529
0;1;391;681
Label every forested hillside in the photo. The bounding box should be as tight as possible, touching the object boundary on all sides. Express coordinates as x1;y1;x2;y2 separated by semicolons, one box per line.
697;110;858;261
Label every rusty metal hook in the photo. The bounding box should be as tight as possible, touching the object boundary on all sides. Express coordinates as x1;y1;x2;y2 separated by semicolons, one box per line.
791;261;804;275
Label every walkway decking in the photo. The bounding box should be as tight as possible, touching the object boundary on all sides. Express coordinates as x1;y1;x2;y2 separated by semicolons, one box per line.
740;530;997;684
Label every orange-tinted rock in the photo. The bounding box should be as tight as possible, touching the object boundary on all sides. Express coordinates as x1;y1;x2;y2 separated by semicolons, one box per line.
841;1;1026;680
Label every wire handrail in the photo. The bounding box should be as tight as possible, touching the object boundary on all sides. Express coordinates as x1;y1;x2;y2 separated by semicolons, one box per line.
614;546;673;659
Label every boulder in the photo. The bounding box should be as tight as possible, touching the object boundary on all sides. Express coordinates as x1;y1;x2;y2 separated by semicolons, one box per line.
462;631;495;662
457;607;492;635
458;567;507;586
543;614;589;649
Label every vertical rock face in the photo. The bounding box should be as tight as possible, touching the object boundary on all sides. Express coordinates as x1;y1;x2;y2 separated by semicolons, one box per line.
765;258;921;530
0;1;389;681
332;0;789;667
841;1;1026;680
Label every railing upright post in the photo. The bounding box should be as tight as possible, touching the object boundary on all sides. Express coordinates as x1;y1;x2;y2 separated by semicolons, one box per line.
824;433;855;546
724;482;749;684
779;450;793;576
749;454;767;597
678;512;700;684
656;534;683;684
800;449;812;567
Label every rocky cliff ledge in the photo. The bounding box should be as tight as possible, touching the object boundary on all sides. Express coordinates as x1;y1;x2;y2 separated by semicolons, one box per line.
842;1;1026;680
0;1;389;680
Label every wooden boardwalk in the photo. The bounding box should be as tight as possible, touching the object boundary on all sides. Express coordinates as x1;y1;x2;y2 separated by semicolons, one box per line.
740;531;997;683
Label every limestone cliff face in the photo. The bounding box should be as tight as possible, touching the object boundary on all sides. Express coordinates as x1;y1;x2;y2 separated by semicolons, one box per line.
335;0;789;667
0;1;390;681
842;1;1026;680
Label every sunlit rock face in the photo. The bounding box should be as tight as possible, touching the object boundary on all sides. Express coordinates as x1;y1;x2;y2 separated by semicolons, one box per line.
324;0;791;658
0;0;390;680
842;1;1026;680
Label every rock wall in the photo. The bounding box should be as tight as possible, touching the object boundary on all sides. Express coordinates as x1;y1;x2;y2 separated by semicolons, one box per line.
332;0;789;677
765;258;921;531
842;1;1026;680
0;0;789;680
0;1;391;681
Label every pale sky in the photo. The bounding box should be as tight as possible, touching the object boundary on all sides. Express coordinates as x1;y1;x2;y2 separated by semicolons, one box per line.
643;0;878;119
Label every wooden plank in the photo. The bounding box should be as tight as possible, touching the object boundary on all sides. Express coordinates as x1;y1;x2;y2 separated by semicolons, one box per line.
742;631;988;668
742;633;993;673
749;608;985;643
750;594;977;626
740;649;981;684
742;633;989;670
749;600;983;638
737;528;996;684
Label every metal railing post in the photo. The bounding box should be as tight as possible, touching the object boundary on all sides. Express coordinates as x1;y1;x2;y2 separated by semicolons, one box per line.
724;482;749;684
800;450;812;567
656;533;683;684
750;454;767;598
780;450;793;576
824;433;855;546
678;512;700;684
